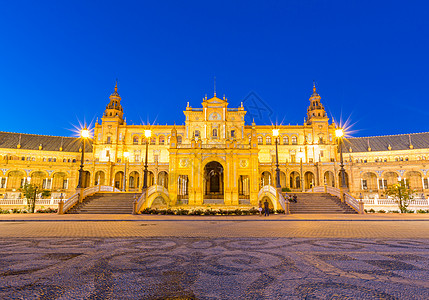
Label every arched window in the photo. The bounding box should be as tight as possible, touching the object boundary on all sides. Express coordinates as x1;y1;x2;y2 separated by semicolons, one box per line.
266;136;271;145
231;130;235;138
177;135;182;144
159;135;165;145
150;137;156;145
212;129;218;138
194;130;200;138
257;136;263;145
291;136;297;145
283;136;289;145
133;136;139;145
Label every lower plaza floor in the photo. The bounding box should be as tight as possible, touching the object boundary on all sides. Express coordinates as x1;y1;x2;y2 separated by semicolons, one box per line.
0;214;429;299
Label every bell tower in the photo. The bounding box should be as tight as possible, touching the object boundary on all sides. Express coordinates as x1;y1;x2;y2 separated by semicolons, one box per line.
104;81;124;124
305;82;330;145
306;82;328;125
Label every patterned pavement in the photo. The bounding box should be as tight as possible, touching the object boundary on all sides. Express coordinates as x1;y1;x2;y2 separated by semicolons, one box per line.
1;218;429;299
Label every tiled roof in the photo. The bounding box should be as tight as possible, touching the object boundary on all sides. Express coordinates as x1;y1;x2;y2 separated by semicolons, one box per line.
343;132;429;153
0;132;93;152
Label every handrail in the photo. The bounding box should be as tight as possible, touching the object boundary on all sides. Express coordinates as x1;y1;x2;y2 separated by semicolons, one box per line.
135;185;170;213
135;190;147;213
63;193;79;212
258;185;285;210
324;186;360;212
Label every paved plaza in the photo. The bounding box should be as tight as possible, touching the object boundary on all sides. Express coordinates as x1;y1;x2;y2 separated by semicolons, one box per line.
1;215;429;299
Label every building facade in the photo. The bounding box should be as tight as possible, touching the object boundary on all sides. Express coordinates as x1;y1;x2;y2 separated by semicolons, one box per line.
1;83;428;207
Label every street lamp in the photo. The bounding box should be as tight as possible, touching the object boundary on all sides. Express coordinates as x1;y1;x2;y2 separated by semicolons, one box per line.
336;128;347;189
272;128;281;189
296;148;305;192
143;129;152;190
77;127;89;189
123;151;129;192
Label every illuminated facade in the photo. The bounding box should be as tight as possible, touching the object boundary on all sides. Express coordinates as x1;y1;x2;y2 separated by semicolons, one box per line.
1;83;428;207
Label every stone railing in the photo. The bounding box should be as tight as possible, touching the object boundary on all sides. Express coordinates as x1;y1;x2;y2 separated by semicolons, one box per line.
136;190;147;213
63;193;79;212
0;198;64;206
258;185;277;199
258;185;285;211
363;198;429;206
135;185;169;213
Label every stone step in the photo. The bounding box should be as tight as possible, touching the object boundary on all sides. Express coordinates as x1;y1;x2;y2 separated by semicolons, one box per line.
67;192;136;214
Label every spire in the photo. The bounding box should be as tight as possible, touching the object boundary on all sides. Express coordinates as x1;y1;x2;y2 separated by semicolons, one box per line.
214;76;216;97
115;79;118;93
313;80;316;93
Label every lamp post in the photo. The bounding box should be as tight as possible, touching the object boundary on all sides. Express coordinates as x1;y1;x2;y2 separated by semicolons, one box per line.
297;148;305;192
143;129;152;190
76;127;89;189
123;151;129;192
335;128;347;189
272;129;281;189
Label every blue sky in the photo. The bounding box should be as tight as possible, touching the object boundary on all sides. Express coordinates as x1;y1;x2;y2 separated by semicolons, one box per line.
1;0;428;137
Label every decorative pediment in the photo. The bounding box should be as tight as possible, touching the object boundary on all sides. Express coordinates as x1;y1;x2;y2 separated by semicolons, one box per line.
206;96;226;105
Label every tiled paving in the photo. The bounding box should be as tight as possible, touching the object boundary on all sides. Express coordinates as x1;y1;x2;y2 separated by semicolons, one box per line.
0;216;429;299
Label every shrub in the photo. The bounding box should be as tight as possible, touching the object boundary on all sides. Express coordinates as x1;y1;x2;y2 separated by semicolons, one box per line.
176;209;189;215
416;209;429;214
388;210;400;213
276;209;285;214
368;208;375;213
36;207;58;213
377;210;386;213
0;208;10;214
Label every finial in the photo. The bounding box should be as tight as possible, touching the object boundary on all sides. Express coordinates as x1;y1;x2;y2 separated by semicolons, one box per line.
115;79;118;93
313;80;316;93
409;134;413;149
214;76;216;97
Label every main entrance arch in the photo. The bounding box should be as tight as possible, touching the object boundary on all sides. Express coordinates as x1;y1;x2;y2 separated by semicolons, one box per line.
204;161;224;201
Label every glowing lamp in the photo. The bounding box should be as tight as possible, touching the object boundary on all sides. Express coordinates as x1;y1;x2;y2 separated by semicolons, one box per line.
272;129;279;137
123;151;129;158
144;130;152;138
335;129;344;138
81;128;90;138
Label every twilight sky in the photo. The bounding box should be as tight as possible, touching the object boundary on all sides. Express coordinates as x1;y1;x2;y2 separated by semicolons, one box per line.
1;0;428;137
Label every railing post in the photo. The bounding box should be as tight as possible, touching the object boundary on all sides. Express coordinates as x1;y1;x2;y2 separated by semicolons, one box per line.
58;200;64;214
359;199;365;214
133;198;138;215
324;184;327;193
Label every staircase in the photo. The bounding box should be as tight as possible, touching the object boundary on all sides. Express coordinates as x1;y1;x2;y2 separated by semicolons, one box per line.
67;192;136;214
288;193;357;214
